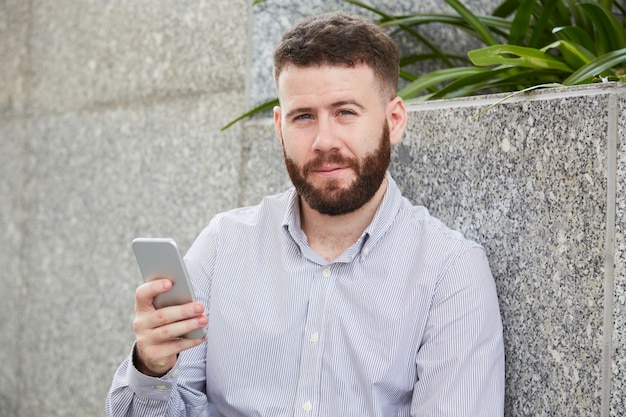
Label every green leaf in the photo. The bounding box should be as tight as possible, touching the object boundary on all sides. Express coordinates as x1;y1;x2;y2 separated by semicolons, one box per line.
486;66;564;87
564;47;626;85
391;26;455;67
343;0;394;19
578;2;626;55
380;14;513;41
598;0;615;10
397;67;491;99
553;25;596;54
429;66;514;98
446;0;499;46
508;0;534;45
399;69;418;82
550;0;574;28
221;98;279;131
380;14;512;31
400;53;469;67
528;0;559;48
469;44;573;72
566;0;592;32
251;0;267;5
546;40;595;70
492;0;521;18
346;0;456;67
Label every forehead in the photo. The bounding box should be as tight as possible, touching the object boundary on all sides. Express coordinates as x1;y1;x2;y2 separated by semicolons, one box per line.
276;64;382;107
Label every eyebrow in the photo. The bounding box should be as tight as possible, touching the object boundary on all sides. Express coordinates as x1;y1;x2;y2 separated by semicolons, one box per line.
284;100;366;120
331;100;366;112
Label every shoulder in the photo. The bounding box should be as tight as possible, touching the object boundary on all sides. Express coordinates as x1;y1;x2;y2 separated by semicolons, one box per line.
202;188;294;237
395;198;484;264
185;189;294;270
394;201;494;296
383;176;481;253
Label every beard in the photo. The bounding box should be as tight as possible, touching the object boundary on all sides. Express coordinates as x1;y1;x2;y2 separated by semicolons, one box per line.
283;121;391;216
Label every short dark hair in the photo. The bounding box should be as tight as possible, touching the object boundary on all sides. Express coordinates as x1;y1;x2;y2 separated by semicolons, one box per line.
273;12;399;99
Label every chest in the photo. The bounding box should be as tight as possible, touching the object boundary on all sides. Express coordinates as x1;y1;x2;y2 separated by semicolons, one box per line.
203;250;436;413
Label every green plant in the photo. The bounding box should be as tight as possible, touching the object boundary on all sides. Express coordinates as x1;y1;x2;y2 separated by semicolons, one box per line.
222;0;626;129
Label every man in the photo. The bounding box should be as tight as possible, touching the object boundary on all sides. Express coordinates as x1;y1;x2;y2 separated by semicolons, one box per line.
106;12;504;417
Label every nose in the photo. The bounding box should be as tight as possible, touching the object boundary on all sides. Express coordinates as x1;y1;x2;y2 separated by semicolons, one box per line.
312;117;340;153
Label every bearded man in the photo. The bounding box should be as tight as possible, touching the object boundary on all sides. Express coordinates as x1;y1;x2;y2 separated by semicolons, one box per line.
107;12;505;417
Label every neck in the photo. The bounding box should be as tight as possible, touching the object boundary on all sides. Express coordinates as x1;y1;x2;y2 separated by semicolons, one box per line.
300;175;388;262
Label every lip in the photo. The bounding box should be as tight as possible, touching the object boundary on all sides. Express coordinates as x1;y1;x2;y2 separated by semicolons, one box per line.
311;165;349;177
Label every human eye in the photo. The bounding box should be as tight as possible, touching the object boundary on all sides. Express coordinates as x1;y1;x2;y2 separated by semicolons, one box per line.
336;108;359;120
294;113;313;121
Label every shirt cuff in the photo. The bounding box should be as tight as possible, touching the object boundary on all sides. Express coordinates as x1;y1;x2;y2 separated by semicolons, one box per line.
127;344;181;401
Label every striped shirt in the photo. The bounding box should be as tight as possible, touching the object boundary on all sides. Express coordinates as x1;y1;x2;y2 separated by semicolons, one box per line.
106;174;504;417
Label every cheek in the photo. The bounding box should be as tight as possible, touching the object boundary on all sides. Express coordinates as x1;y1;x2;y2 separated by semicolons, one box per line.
280;133;309;159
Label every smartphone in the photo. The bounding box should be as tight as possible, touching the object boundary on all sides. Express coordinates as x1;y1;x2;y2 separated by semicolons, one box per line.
132;237;207;339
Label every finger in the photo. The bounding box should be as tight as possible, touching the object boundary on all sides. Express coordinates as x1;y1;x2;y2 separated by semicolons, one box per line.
137;301;204;331
136;315;207;358
152;314;208;341
135;279;172;312
142;304;207;337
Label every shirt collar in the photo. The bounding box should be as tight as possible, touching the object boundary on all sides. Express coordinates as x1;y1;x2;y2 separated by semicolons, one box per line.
281;173;404;262
360;174;403;257
282;188;305;244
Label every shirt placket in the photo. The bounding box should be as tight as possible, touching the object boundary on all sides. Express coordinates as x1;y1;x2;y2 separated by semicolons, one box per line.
292;264;335;417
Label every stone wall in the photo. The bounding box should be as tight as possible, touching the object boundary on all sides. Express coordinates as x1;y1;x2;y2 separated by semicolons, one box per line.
2;1;624;417
240;83;626;417
395;84;626;417
1;1;249;415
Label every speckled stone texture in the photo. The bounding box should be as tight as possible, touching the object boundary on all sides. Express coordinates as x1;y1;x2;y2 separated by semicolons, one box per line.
26;1;248;114
613;93;626;417
17;96;242;416
239;119;291;206
391;83;626;417
0;118;26;417
0;1;247;416
3;1;625;416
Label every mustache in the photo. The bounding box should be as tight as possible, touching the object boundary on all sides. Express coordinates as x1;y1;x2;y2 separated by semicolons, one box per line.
302;152;358;174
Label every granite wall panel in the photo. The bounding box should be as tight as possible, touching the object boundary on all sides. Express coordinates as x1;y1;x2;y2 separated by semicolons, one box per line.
238;119;290;207
3;0;625;416
613;93;626;417
0;119;27;417
27;0;248;114
391;84;625;416
0;0;30;115
16;94;241;416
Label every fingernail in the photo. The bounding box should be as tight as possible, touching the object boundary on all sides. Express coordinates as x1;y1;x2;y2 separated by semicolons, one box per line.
193;303;204;314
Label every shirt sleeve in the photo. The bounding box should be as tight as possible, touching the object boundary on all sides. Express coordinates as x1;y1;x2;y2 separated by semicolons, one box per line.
411;246;505;417
105;342;214;417
106;223;220;417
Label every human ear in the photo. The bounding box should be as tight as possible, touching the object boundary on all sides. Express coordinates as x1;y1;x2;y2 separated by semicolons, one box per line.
387;97;407;145
273;105;284;147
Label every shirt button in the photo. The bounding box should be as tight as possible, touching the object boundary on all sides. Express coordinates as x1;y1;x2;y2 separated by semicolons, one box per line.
155;385;167;390
362;247;370;255
302;401;313;412
171;368;179;377
322;268;331;278
310;332;319;343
